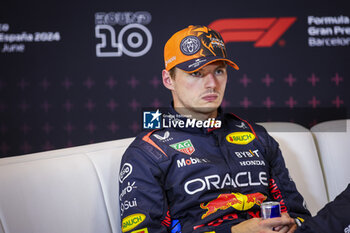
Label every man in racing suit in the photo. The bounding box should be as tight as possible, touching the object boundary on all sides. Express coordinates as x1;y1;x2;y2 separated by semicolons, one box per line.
119;25;311;233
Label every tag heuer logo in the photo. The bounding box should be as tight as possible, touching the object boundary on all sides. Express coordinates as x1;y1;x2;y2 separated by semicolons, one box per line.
170;139;195;155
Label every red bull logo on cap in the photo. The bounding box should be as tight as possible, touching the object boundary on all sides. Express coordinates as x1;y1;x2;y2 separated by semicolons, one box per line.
200;192;267;219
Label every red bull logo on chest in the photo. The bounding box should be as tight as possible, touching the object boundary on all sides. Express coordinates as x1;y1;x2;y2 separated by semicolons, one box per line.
200;192;267;219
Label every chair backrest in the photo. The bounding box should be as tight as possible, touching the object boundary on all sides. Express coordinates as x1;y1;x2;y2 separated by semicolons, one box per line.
1;120;340;232
258;122;328;215
0;137;134;233
311;119;350;201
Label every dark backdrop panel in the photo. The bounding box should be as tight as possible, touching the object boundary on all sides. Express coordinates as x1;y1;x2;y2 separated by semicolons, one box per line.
1;0;349;157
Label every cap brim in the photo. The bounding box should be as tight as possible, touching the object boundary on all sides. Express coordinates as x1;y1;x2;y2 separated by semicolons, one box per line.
176;56;239;73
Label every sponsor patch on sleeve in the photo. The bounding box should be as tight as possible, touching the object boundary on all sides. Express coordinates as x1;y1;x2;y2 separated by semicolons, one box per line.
122;213;146;232
131;227;149;233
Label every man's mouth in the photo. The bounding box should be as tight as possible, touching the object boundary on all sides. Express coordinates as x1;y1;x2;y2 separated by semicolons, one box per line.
202;94;218;102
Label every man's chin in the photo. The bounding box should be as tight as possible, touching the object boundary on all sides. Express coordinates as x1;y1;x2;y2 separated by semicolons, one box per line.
193;105;219;115
201;101;221;110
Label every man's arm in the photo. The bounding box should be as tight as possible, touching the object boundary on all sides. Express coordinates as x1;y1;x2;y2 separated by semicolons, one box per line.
261;126;311;222
119;145;170;232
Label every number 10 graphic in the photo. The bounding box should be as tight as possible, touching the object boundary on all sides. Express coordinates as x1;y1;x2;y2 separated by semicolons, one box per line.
95;23;152;57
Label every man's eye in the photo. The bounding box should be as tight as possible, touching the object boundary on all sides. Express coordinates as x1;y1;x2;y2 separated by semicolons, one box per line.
191;72;201;77
216;69;225;75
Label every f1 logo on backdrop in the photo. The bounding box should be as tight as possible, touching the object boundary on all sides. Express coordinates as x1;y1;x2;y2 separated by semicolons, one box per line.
208;17;297;47
95;11;153;57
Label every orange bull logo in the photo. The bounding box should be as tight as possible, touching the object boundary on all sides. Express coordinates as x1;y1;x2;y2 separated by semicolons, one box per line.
200;192;267;219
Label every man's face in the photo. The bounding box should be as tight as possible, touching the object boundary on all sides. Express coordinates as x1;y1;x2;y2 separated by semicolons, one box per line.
166;61;228;118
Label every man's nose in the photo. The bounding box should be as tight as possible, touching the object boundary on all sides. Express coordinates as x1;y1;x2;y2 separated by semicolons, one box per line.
204;73;217;88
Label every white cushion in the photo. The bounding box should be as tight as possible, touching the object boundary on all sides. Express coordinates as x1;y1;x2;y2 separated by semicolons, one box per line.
258;122;328;215
86;138;134;232
311;119;350;201
0;138;134;233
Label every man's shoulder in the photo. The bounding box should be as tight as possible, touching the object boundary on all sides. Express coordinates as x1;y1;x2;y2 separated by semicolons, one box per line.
222;112;267;133
124;129;173;162
131;128;173;143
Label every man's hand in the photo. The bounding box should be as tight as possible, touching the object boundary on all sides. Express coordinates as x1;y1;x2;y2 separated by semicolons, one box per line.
231;213;297;233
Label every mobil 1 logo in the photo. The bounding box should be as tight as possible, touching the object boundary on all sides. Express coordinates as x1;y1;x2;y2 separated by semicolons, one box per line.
95;11;153;57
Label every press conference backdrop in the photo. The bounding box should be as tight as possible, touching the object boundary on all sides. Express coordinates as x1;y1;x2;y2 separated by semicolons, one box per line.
1;0;349;157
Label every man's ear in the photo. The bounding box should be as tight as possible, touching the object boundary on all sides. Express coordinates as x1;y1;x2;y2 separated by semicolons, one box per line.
162;69;174;91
